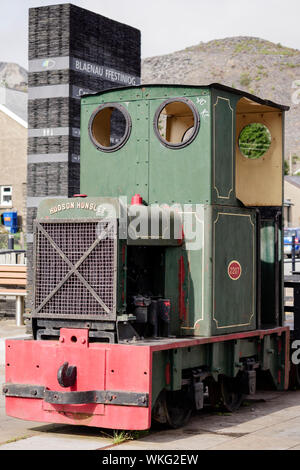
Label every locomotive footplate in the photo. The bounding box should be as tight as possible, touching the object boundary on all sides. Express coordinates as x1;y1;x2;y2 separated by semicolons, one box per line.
4;328;153;430
4;326;290;430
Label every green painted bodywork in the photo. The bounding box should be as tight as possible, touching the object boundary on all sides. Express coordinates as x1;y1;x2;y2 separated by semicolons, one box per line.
38;84;285;339
211;88;240;207
148;95;211;205
151;330;288;408
80;87;212;205
78;85;264;337
212;206;256;334
80;86;242;207
34;84;287;403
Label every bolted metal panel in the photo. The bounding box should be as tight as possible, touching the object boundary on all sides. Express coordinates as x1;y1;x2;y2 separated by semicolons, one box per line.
212;206;256;334
33;219;117;320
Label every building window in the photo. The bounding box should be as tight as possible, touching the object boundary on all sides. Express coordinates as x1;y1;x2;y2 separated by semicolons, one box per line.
0;186;12;207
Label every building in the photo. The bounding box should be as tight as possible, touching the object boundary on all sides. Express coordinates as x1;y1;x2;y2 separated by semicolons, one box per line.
284;175;300;227
0;86;27;240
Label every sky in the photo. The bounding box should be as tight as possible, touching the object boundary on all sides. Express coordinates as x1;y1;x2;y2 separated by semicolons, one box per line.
0;0;300;69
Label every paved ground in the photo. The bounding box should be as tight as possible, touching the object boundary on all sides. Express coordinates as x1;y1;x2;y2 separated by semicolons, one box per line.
1;261;300;453
1;327;300;451
2;368;300;450
113;391;300;450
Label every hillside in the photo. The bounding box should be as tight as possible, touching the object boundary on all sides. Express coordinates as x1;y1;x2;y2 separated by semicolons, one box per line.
142;37;300;163
0;37;299;164
0;62;27;91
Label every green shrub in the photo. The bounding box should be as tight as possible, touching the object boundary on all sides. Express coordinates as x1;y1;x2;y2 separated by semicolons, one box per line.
240;73;252;87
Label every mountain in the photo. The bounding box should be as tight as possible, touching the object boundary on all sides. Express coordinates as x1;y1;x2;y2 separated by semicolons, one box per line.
0;38;299;164
0;62;27;91
142;36;300;163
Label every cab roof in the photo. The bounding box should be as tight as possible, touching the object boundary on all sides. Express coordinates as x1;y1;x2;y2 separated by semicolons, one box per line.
82;82;289;111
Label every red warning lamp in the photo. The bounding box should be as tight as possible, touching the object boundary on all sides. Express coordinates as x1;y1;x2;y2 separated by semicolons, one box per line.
131;194;143;205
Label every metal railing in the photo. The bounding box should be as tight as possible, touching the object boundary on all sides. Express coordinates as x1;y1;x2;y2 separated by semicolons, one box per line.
0;250;26;265
0;249;27;326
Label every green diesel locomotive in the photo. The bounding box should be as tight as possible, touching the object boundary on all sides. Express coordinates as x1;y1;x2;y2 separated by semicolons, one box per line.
4;84;290;429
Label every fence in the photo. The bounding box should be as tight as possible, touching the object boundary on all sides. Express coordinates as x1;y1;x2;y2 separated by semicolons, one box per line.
0;250;26;265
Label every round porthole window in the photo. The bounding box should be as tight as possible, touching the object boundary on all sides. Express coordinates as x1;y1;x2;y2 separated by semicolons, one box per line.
89;103;132;152
154;98;200;149
238;123;272;159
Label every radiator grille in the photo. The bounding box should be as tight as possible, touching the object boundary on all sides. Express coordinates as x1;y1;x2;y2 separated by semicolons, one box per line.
33;219;117;320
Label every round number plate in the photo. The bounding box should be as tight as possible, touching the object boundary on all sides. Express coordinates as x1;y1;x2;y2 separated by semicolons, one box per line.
228;260;242;280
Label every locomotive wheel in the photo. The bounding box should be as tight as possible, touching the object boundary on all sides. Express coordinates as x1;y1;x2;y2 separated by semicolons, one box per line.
165;389;193;428
289;363;300;389
206;376;222;408
219;374;245;412
152;388;193;429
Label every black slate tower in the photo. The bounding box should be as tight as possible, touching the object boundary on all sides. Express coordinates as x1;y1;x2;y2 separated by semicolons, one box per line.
27;3;141;311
